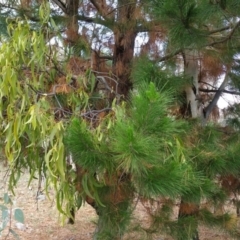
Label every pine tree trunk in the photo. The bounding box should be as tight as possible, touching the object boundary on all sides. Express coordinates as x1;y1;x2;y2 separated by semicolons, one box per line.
65;0;80;53
112;0;137;96
92;2;138;237
93;2;138;238
66;1;138;236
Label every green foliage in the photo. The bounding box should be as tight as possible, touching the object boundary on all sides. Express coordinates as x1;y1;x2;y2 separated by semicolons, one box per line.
132;57;186;94
65;119;104;169
0;193;24;239
65;79;233;239
150;0;209;48
95;198;132;240
1;1;240;240
0;12;80;218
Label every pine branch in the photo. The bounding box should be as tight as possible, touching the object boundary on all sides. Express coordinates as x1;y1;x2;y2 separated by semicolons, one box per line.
207;20;240;47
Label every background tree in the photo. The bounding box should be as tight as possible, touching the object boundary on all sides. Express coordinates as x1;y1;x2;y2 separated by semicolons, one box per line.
1;0;240;239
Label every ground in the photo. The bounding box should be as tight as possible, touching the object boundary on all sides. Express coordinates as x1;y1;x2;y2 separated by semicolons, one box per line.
0;161;236;240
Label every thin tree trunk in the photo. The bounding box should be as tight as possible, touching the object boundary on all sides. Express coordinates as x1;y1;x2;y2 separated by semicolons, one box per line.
203;68;230;124
184;50;200;118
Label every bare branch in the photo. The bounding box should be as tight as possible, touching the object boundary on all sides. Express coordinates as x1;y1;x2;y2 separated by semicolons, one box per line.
157;49;182;62
51;0;67;13
98;55;113;60
209;25;231;34
199;88;240;95
199;81;218;89
77;14;112;28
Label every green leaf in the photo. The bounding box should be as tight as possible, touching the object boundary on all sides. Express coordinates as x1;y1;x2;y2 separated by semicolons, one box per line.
45;149;57;178
0;205;8;212
58;144;65;178
90;73;96;93
3;193;11;205
14;209;24;223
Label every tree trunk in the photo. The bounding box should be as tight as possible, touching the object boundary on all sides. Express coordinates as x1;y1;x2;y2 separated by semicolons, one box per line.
93;2;138;238
184;50;200;118
65;0;80;52
113;30;136;96
66;2;138;236
112;0;137;96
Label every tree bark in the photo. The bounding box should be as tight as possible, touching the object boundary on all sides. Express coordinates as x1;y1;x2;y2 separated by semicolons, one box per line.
184;50;200;118
112;0;137;96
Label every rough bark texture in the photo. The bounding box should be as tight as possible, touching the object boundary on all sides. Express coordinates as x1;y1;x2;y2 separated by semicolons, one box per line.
112;0;137;96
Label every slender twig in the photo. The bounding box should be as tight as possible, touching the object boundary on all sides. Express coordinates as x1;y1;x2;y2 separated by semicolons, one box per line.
158;49;182;62
51;0;66;13
199;81;218;89
209;25;232;34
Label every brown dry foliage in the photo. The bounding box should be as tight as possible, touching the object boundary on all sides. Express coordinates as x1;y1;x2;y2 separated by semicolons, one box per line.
221;175;240;195
179;201;199;216
20;0;31;7
201;53;224;78
65;28;80;44
49;76;72;94
91;51;110;73
67;56;91;75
